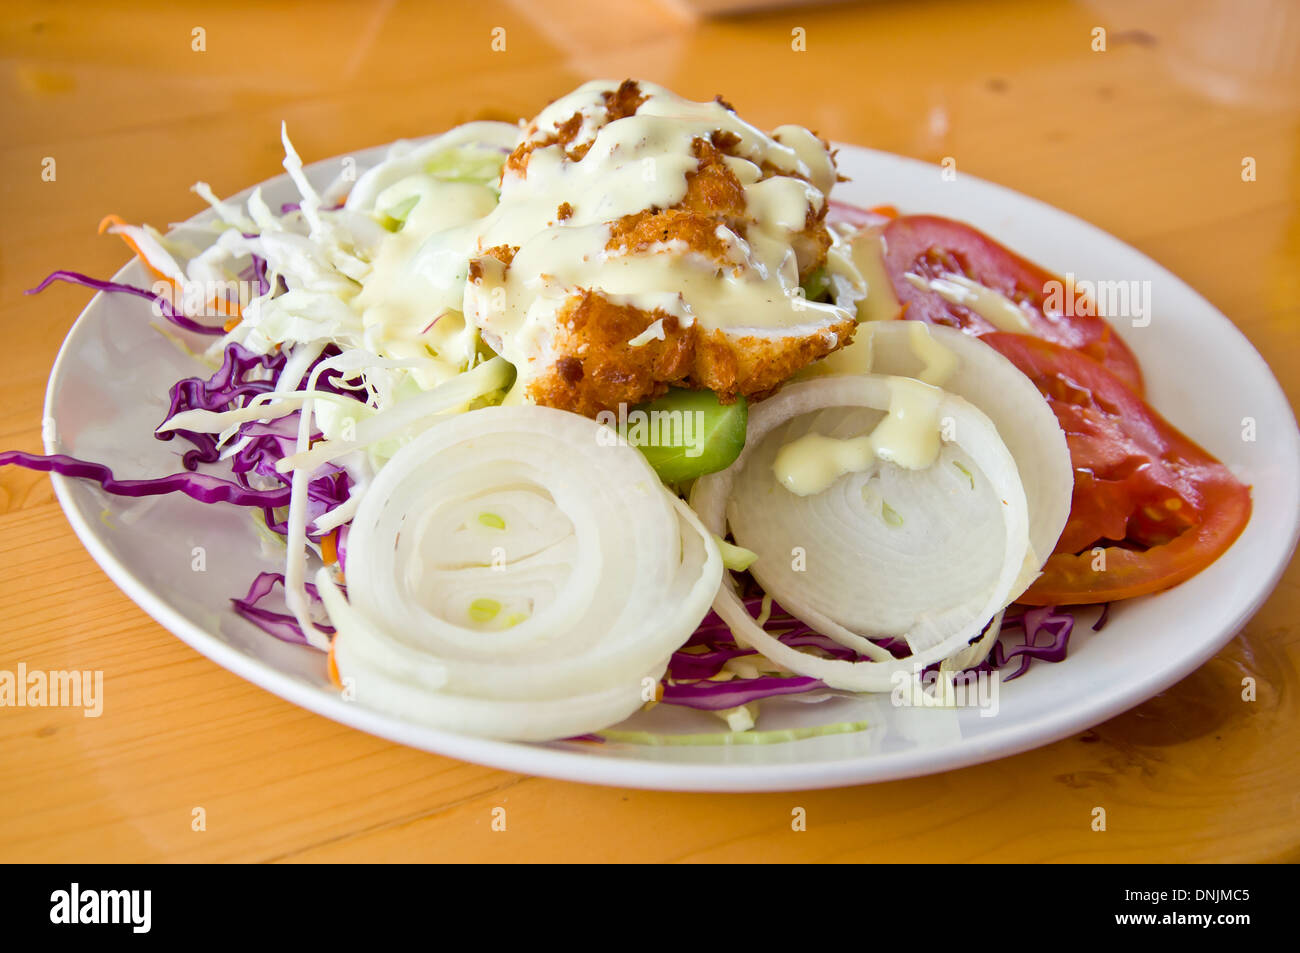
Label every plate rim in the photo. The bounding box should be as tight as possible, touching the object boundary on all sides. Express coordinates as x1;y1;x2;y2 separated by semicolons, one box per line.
40;139;1300;792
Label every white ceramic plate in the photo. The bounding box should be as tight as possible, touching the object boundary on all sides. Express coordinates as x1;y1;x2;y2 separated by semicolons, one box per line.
41;140;1300;791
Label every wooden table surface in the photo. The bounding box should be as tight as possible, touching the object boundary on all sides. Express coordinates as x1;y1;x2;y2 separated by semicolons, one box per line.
1;0;1297;862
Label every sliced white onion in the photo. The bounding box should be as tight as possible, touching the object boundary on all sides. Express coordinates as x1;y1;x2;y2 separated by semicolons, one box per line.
941;609;1004;673
852;321;1073;562
322;404;722;741
691;375;1031;692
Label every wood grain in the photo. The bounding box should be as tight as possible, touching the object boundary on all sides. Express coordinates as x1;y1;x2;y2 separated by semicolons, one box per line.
1;0;1297;862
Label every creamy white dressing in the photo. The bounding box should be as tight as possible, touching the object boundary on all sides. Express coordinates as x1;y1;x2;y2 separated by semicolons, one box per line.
627;318;666;347
773;432;875;496
794;227;896;379
870;377;945;468
821;222;868;313
353;177;499;388
772;376;946;495
461;80;853;381
906;321;958;386
772;125;837;196
903;271;1033;332
852;227;902;323
798;292;956;389
746;176;823;232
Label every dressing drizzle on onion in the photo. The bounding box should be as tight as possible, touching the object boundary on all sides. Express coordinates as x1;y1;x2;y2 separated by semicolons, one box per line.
691;370;1049;692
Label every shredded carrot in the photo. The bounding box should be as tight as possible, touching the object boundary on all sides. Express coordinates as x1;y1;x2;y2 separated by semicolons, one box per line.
207;297;240;320
640;681;664;711
99;213;242;321
868;204;900;220
96;213;127;235
327;637;342;688
98;213;174;283
320;530;338;566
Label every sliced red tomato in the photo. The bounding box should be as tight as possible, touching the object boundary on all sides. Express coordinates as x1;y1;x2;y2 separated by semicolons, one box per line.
882;215;1145;394
983;332;1252;604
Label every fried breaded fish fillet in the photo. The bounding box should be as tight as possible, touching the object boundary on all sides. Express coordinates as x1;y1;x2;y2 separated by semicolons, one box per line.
463;79;864;416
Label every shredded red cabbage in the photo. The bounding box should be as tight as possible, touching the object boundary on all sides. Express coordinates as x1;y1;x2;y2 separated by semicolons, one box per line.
660;589;1084;714
153;342;363;543
979;605;1076;681
661;599;872;711
252;463;352;540
661;675;825;710
281;200;347;215
5;234;366;653
232;571;334;645
0;450;292;507
158;342;284;469
668;643;757;680
27;270;225;336
252;256;270;297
